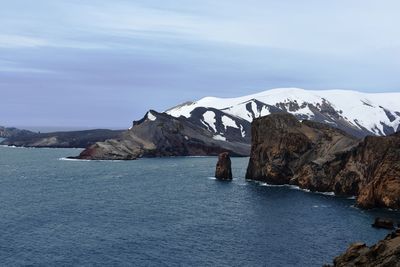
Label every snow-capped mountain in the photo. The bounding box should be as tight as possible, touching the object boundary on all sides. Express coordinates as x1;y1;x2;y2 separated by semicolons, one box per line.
166;88;400;140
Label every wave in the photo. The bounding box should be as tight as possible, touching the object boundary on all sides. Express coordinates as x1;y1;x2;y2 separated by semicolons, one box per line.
58;157;91;162
58;157;123;162
1;145;82;150
251;180;338;197
0;145;17;148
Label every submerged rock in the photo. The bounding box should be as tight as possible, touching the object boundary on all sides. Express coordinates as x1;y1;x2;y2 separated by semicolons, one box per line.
329;229;400;267
372;218;395;230
215;152;232;180
245;113;400;210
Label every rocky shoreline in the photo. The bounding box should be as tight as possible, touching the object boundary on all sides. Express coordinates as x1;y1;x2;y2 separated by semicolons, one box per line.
327;229;400;266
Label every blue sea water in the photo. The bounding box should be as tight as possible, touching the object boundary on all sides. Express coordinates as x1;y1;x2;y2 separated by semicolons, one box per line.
0;144;399;266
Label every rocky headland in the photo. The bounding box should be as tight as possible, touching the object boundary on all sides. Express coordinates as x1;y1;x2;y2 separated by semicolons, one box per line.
73;111;250;160
245;113;400;210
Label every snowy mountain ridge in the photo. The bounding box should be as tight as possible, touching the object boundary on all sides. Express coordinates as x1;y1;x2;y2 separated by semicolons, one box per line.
166;88;400;140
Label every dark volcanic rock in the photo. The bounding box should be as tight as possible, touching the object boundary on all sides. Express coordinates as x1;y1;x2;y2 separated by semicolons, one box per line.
74;110;250;160
245;113;400;210
329;229;400;267
215;152;233;180
372;218;395;230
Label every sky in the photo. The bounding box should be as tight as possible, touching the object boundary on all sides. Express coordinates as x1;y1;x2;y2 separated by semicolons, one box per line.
1;0;400;129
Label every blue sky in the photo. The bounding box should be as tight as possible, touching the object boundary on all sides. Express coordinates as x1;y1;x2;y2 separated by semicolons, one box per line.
1;0;400;129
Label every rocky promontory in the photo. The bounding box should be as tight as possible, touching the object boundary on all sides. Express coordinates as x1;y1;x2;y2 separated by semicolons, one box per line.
73;111;250;160
245;113;400;210
329;229;400;266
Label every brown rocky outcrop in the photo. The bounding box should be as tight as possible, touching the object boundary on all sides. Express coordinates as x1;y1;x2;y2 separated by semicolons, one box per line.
245;113;400;209
329;229;400;267
215;152;233;180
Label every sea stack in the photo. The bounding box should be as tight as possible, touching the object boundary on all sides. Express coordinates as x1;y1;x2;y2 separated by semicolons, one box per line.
215;152;232;180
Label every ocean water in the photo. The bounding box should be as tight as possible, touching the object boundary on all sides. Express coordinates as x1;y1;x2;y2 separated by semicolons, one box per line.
0;145;399;266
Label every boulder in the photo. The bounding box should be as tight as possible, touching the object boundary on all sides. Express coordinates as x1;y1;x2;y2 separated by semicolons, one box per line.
215;152;233;180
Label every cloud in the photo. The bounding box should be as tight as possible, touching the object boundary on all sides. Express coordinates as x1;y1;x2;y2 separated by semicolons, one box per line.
0;34;48;48
0;0;399;128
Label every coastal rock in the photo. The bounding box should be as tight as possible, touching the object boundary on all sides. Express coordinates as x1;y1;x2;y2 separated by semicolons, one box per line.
372;218;395;230
215;152;232;180
354;133;400;209
245;113;358;188
74;110;250;160
245;113;400;209
330;230;400;267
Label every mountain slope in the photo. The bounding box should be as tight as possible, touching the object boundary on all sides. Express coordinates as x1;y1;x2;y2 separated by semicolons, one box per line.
0;126;33;138
167;88;400;139
1;129;124;148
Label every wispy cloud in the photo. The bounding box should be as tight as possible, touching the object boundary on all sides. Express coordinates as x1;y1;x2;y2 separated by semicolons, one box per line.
0;34;48;48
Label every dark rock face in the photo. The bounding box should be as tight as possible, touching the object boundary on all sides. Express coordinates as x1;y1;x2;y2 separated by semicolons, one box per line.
372;218;395;230
351;133;400;209
330;229;400;267
215;152;232;180
245;113;400;209
74;110;250;160
1;129;123;148
245;113;358;188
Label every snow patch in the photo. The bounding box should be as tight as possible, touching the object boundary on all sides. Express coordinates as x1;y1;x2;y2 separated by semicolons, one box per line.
240;125;246;137
213;134;226;141
147;112;156;121
221;116;238;130
202;111;217;132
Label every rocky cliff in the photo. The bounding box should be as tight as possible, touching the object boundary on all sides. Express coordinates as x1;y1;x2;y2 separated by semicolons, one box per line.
73;110;250;160
245;113;400;209
329;230;400;267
